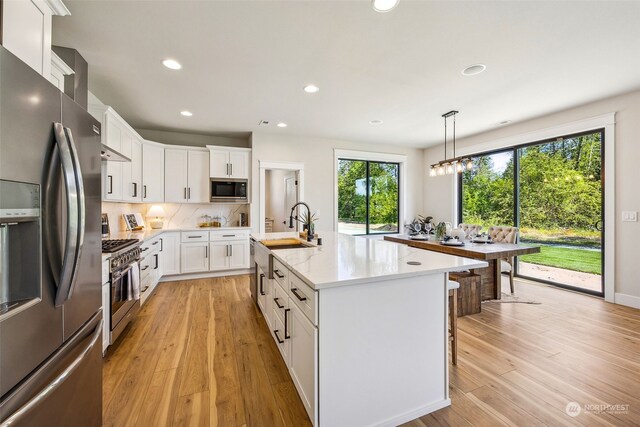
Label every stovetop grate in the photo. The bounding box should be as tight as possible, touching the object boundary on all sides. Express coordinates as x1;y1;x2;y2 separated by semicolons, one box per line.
102;239;139;253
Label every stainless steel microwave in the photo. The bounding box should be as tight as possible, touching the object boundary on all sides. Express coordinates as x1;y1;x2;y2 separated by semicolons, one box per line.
210;178;248;203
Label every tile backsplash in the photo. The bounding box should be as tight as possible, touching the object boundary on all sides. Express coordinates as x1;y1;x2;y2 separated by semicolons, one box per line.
103;202;250;233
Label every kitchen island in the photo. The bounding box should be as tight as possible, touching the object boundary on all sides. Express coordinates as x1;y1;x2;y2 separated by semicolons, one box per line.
251;232;487;427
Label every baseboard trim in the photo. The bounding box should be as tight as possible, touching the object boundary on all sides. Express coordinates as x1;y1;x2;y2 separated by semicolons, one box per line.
159;269;252;282
615;292;640;309
371;399;451;427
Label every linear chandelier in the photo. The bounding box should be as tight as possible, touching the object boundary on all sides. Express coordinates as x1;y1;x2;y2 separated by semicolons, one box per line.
429;110;473;176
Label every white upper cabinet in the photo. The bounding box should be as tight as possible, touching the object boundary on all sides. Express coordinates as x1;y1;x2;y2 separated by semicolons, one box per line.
165;148;209;203
2;0;69;76
142;142;165;202
207;146;250;179
121;136;142;202
187;150;210;203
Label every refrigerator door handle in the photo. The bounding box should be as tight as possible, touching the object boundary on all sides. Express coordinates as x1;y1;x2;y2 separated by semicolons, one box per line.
63;126;86;302
0;317;103;426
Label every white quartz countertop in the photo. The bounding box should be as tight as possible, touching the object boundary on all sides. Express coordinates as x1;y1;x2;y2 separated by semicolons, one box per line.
252;232;488;290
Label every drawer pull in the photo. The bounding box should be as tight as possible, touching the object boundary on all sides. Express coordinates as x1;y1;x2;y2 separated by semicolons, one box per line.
222;234;235;237
141;286;149;293
274;297;284;309
188;235;203;239
274;269;285;279
291;288;307;301
284;308;290;339
141;247;149;252
152;241;159;245
274;329;285;344
259;274;265;295
141;266;150;271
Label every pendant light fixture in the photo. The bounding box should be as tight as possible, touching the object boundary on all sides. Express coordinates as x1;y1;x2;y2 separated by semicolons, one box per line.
429;110;473;177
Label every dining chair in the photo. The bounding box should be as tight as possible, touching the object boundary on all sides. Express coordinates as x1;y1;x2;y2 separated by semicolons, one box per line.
487;226;519;293
458;223;482;238
447;280;460;365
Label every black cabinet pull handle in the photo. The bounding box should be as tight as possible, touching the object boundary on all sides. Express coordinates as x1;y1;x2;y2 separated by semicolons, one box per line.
108;175;113;194
160;238;163;251
284;308;290;339
184;187;187;199
188;187;191;200
274;297;284;309
259;274;265;295
154;253;158;269
152;241;159;245
141;265;149;271
274;269;285;279
188;235;203;239
274;329;284;344
132;182;137;197
141;247;149;252
142;286;149;293
291;288;307;301
143;185;147;199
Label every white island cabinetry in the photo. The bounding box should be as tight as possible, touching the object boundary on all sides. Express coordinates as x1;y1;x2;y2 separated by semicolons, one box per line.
253;232;487;427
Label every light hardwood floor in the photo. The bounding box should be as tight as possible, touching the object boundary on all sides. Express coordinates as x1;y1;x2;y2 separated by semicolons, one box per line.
103;275;640;426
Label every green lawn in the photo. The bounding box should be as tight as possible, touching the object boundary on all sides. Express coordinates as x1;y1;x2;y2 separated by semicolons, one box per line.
520;245;601;275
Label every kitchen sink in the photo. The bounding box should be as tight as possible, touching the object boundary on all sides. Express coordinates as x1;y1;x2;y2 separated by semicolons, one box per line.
260;238;314;250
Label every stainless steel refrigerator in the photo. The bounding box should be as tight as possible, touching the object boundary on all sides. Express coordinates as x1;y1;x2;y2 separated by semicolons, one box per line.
0;47;102;426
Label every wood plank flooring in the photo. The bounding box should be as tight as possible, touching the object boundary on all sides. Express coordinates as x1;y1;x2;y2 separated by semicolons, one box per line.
103;275;640;426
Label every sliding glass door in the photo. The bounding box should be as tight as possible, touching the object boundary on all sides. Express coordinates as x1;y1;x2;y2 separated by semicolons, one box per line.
459;130;604;296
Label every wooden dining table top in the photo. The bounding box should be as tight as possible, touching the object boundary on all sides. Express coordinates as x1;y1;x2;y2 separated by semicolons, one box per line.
384;234;540;261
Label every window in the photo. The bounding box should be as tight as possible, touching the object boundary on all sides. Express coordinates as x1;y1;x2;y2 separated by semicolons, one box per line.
337;159;399;235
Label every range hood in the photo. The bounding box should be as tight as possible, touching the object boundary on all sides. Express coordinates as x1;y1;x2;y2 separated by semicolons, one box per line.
101;144;131;162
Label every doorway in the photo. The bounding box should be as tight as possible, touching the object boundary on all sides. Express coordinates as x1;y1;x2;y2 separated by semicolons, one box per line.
258;161;305;234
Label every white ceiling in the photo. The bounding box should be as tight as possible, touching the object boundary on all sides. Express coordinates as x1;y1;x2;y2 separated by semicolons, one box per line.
53;0;640;148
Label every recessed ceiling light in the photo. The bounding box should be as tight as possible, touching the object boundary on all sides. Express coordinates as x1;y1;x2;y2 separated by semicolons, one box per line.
369;120;383;125
372;0;399;13
162;59;182;70
180;110;193;117
462;64;486;76
303;85;320;93
277;122;288;128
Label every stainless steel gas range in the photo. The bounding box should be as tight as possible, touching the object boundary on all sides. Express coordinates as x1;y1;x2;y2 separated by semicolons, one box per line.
102;239;141;344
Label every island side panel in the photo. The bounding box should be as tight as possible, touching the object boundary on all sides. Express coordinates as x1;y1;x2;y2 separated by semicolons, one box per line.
318;273;450;427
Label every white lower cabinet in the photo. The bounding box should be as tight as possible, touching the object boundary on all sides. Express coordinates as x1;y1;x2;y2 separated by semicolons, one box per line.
209;241;230;271
209;239;250;271
181;242;210;273
258;257;317;425
289;303;317;420
161;232;181;275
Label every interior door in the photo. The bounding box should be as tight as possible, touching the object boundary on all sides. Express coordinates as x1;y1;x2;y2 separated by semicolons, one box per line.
285;174;298;231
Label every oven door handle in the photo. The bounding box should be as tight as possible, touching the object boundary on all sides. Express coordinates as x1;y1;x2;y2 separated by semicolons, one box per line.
112;264;134;281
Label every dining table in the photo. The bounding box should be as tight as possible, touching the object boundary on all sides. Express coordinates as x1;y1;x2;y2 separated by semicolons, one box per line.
384;234;541;301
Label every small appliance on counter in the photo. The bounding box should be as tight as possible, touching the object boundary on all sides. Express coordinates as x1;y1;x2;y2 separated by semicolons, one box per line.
102;213;110;237
239;212;248;227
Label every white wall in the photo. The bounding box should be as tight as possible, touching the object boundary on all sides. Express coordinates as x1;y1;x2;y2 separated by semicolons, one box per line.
251;132;425;234
136;128;249;148
424;89;640;304
265;169;295;232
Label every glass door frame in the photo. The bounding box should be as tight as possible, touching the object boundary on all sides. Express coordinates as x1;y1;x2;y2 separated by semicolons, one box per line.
458;128;605;297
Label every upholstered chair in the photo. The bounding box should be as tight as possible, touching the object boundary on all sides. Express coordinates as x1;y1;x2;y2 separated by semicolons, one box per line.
458;223;482;238
487;226;519;293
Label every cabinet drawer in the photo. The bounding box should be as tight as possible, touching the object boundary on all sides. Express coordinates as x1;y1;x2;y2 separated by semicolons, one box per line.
272;258;288;288
139;253;155;281
289;273;317;326
272;281;289;323
102;259;109;285
181;231;209;243
272;308;291;365
140;236;161;255
210;230;249;241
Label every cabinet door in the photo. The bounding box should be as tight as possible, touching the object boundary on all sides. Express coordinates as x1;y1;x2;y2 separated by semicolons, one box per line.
131;138;143;202
156;240;165;278
101;283;110;354
273;308;291;366
164;149;189;203
120;132;134;201
289;303;317;420
142;143;165;202
180;242;209;274
229;240;249;269
257;267;267;315
103;115;122;200
209;241;230;271
187;150;210;203
161;233;181;275
209;149;229;178
2;0;52;76
229;151;249;179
